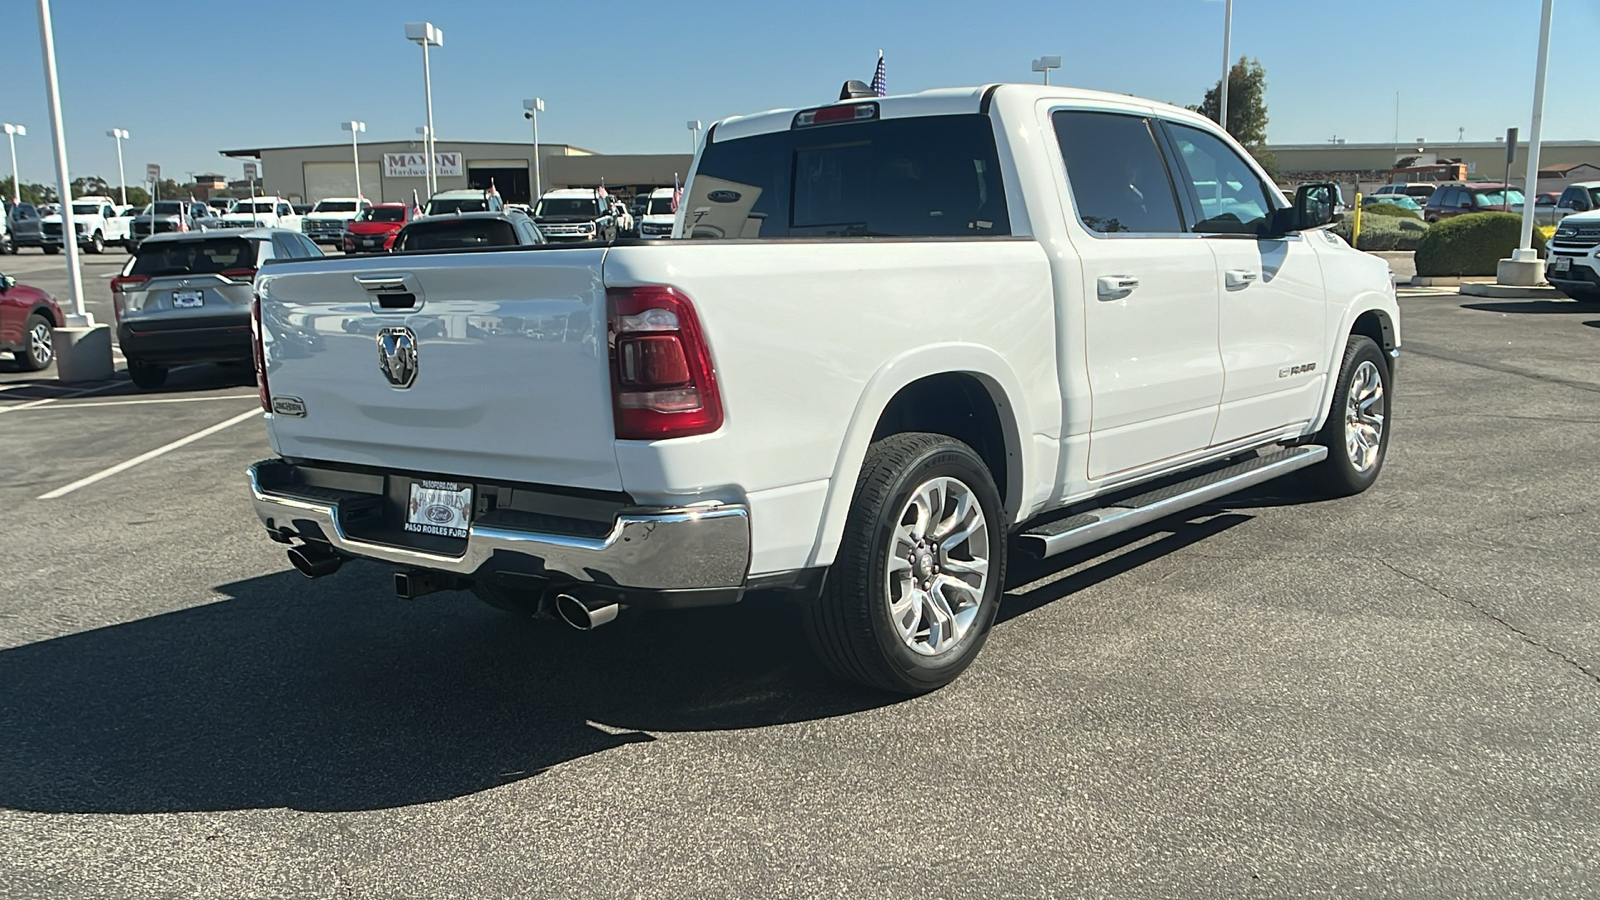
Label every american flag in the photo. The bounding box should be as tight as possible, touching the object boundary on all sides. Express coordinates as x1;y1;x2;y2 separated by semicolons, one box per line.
671;174;682;213
871;51;887;97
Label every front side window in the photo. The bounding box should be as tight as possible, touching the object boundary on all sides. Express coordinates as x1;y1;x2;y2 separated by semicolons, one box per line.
687;113;1010;239
1052;111;1182;235
1165;123;1275;235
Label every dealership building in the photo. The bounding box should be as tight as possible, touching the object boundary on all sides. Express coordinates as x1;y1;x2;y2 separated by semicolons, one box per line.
221;139;694;206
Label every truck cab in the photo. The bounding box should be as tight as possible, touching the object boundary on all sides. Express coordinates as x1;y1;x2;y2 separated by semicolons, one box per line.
637;187;677;239
220;197;302;232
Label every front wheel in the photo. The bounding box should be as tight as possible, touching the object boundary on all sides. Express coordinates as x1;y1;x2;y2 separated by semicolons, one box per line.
42;243;58;255
803;432;1006;694
88;231;104;254
17;313;53;370
1304;335;1391;497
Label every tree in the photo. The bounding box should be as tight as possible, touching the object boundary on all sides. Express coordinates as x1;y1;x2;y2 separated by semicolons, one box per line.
1190;57;1278;179
0;178;57;205
70;175;112;199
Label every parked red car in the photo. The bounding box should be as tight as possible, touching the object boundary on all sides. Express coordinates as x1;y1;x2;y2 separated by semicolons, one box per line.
0;271;62;370
343;203;416;254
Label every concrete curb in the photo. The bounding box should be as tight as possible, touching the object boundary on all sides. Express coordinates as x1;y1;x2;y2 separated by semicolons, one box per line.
1458;282;1566;299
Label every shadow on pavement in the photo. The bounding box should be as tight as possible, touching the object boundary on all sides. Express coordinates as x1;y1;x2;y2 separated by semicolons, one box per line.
1584;320;1600;330
0;508;1262;815
1460;301;1596;315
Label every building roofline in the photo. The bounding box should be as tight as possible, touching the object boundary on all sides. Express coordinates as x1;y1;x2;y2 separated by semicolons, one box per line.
1268;139;1600;151
220;139;596;159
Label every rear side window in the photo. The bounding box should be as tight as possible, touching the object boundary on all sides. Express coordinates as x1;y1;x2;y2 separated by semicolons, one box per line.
396;219;518;252
129;238;256;275
1052;111;1183;235
686;113;1009;239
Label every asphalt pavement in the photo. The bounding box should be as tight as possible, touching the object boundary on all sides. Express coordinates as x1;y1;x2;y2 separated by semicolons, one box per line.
2;248;1598;898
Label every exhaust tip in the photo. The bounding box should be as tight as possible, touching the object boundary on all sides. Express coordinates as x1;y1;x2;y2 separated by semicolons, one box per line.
553;592;620;630
287;545;342;579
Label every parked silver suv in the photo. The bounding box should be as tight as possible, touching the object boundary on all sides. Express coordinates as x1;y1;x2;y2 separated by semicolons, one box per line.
112;228;323;388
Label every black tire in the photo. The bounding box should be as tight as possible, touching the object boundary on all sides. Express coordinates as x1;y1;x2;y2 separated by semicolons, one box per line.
0;232;12;254
803;432;1007;694
1304;335;1391;497
127;359;168;390
1555;286;1600;306
42;243;58;255
88;231;104;254
16;313;53;371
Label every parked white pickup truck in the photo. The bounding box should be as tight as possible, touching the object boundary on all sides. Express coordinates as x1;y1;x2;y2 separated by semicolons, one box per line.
246;84;1400;693
301;197;370;246
220;196;302;232
41;196;129;254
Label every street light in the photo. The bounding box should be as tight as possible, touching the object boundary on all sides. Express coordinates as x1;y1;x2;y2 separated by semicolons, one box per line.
106;128;128;206
1504;0;1555;284
687;120;701;153
3;124;25;204
1218;0;1233;130
523;98;544;201
404;22;443;198
341;120;366;201
1030;56;1060;86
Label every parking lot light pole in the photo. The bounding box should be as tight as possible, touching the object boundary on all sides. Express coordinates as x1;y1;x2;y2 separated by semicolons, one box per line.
3;124;24;204
1218;0;1233;130
687;120;701;153
341;121;366;201
107;128;128;206
1498;0;1554;286
405;22;443;198
1030;56;1060;85
523;98;544;202
36;0;111;380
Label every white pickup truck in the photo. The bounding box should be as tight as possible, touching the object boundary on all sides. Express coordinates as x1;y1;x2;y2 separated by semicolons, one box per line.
41;196;130;254
246;85;1400;693
220;196;302;232
300;197;370;246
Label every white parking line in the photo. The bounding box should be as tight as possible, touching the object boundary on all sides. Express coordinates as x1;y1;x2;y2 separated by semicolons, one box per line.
37;408;260;500
0;380;122;414
7;393;257;411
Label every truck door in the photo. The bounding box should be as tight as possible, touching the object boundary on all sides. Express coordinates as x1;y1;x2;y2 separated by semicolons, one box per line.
1050;109;1224;480
1159;121;1327;446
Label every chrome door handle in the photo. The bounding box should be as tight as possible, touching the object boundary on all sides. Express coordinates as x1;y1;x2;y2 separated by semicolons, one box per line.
1225;269;1260;288
1097;275;1140;300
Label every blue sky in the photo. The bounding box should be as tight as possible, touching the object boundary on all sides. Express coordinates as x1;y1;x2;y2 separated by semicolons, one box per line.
0;0;1592;187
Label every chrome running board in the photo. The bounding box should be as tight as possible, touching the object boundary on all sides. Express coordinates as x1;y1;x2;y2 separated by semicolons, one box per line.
1018;446;1327;559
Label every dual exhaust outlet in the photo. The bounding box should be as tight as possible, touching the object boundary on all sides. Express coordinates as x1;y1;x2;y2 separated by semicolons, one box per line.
286;543;619;629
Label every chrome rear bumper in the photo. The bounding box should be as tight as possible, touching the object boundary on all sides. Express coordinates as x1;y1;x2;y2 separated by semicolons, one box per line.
247;459;751;595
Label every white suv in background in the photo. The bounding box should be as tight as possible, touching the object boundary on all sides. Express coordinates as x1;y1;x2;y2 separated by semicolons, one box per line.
637;187;677;239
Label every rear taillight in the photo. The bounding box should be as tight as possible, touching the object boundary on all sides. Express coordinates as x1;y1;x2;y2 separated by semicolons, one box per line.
222;267;257;283
607;286;722;440
250;292;270;412
110;274;148;293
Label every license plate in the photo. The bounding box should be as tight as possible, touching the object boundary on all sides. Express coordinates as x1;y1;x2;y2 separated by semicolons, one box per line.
1551;256;1571;275
363;238;379;246
172;290;204;308
404;480;472;538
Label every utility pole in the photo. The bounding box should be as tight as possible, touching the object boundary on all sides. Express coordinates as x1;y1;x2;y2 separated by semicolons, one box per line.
1218;0;1233;131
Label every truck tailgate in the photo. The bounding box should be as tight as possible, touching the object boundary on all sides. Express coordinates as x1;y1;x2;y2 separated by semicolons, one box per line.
257;248;620;490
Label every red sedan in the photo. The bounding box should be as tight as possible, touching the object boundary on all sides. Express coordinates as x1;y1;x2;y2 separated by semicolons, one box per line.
343;203;416;254
0;272;63;370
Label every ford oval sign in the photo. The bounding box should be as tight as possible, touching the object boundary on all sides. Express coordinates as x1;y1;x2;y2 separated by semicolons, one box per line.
707;190;742;203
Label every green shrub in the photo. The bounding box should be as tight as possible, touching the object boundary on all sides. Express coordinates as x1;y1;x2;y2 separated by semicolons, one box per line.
1361;203;1422;220
1331;213;1430;251
1414;212;1548;276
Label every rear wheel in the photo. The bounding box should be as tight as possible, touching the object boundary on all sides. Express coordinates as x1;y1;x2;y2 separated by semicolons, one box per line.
17;313;53;371
88;231;104;254
803;432;1006;694
1304;335;1391;497
127;358;168;390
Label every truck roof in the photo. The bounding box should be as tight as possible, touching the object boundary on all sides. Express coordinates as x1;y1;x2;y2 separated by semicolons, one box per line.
541;188;600;199
711;84;1216;143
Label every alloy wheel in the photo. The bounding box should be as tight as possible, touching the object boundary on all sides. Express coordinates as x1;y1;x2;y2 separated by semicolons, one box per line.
883;476;991;656
1343;359;1384;473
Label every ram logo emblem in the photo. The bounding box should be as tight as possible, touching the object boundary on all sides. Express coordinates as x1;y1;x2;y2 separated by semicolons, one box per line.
377;327;418;388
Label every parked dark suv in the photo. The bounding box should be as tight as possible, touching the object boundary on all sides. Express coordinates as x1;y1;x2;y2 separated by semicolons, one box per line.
1424;182;1525;223
6;202;44;252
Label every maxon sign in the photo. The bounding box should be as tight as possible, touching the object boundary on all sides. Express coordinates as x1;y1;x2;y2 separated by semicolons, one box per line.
384;152;462;178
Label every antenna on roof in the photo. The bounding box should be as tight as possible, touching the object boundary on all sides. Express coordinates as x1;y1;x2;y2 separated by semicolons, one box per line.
839;80;874;101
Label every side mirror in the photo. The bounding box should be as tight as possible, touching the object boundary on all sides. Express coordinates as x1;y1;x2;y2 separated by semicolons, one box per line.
0;274;14;292
1265;182;1338;236
1458;201;1472;209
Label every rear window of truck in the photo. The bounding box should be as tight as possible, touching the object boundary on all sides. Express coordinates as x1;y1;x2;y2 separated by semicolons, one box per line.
686;113;1009;239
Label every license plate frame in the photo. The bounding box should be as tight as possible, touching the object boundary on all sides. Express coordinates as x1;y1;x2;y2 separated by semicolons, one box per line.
172;290;205;309
404;480;472;539
1551;255;1572;275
